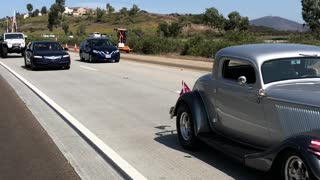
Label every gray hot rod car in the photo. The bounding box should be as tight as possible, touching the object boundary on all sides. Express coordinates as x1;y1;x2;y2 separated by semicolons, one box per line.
170;44;320;179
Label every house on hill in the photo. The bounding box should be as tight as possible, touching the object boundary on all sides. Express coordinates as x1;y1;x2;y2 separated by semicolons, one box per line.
64;7;91;16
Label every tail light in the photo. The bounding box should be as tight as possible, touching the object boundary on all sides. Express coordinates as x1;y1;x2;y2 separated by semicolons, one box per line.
308;140;320;156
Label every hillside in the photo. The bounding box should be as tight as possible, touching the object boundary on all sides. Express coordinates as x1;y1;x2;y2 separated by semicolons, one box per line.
250;16;308;32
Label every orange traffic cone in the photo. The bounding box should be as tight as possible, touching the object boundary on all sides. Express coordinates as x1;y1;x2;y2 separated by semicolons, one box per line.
65;43;68;49
74;44;78;52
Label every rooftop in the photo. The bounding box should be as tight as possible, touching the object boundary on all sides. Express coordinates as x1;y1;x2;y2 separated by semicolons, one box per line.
216;44;320;66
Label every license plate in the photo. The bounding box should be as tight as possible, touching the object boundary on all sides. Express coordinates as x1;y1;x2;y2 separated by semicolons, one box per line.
105;54;111;58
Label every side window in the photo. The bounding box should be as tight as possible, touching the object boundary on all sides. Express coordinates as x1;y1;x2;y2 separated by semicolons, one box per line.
222;59;256;84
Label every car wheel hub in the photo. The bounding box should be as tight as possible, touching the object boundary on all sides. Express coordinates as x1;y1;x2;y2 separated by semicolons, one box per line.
180;112;191;141
285;155;309;180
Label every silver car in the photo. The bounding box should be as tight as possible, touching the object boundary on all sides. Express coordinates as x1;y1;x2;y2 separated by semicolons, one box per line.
170;44;320;180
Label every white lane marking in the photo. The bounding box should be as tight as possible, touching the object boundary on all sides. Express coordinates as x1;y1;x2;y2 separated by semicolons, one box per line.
80;65;98;71
0;62;147;180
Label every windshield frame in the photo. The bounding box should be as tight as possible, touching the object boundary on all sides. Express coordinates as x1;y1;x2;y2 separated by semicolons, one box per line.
261;57;320;84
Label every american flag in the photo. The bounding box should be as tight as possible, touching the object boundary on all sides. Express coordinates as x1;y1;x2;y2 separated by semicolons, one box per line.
5;19;9;33
12;11;17;32
179;81;191;96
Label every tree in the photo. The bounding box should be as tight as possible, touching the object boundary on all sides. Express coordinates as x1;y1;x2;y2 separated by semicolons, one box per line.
158;23;170;37
76;23;86;36
41;6;47;15
48;3;60;31
55;0;65;13
32;9;40;17
224;11;249;31
26;3;33;15
168;22;182;37
95;8;105;22
202;7;225;30
302;0;320;36
157;22;182;37
119;7;128;16
106;3;115;14
129;4;140;16
62;20;69;35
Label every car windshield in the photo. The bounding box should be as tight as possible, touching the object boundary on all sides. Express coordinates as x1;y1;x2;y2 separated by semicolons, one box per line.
89;39;113;47
5;34;24;39
262;58;320;84
33;42;63;51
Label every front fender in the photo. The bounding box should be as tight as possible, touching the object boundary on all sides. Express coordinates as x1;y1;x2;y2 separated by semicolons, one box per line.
171;91;210;135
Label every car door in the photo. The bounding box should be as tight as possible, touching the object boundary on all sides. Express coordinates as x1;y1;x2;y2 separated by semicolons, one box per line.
213;58;271;148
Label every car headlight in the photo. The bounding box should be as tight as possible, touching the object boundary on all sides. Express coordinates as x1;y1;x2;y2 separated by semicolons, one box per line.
63;55;70;58
93;50;100;54
33;56;42;59
114;50;120;53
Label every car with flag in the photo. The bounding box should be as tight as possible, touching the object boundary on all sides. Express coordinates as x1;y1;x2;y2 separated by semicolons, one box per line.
170;44;320;179
24;41;70;70
79;37;120;63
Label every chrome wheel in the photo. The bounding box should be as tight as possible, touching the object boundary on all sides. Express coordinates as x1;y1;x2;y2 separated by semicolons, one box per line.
285;155;309;180
179;112;191;141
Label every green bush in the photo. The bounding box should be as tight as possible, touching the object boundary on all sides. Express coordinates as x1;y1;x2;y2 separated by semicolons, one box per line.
180;32;261;58
127;34;182;54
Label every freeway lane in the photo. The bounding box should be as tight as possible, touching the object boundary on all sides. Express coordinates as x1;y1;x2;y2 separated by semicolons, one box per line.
0;54;267;180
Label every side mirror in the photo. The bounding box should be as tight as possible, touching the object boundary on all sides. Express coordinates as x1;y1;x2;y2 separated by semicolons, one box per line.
238;76;247;85
64;47;69;51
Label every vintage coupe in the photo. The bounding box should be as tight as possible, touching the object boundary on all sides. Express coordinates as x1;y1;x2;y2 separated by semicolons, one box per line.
170;44;320;179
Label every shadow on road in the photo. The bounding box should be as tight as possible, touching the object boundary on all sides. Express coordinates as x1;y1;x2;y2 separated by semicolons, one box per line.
154;126;271;180
20;65;69;71
74;59;118;64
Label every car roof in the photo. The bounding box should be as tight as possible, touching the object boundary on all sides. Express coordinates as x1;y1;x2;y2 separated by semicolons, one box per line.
215;44;320;66
32;41;59;44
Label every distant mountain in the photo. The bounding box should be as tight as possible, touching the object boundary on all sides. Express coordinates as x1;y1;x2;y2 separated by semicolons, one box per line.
250;16;308;32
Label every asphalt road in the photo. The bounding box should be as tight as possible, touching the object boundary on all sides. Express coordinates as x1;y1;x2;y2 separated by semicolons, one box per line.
0;73;80;180
0;53;269;180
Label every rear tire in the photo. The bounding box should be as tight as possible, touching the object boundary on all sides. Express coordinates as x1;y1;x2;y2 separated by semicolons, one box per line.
176;104;198;150
281;151;316;180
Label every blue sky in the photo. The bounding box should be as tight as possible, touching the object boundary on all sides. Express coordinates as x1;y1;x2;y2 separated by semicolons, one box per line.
3;0;304;23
